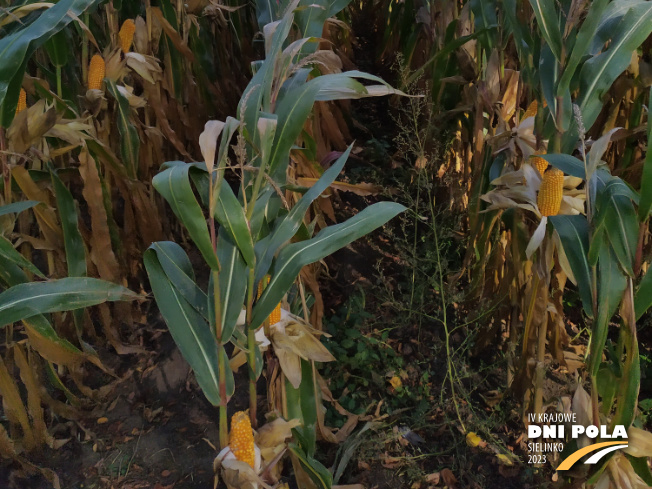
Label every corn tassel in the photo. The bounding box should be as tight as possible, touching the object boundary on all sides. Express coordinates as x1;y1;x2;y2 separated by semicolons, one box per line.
229;411;255;469
530;155;548;176
257;275;281;324
119;19;136;53
537;168;564;217
15;89;26;115
88;54;105;90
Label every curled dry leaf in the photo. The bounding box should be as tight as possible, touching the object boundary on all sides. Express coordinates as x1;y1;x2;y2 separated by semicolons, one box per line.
440;468;458;488
133;16;148;54
125;52;162;83
151;7;195;61
572;384;593;449
78;150;120;283
116;85;147;108
595;452;649;489
7;100;58;153
199;120;226;173
297;177;382;196
623;427;652;458
214;458;271;489
104;48;127;82
255;417;301;481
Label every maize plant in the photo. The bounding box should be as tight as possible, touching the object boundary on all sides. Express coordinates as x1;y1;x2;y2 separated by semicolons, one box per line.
143;2;408;487
473;0;652;483
0;0;255;464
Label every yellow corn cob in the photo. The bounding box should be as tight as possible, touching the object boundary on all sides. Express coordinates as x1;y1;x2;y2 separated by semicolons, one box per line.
257;276;269;299
269;302;281;325
257;276;282;324
15;88;26;115
523;100;538;119
530;154;549;176
119;19;136;53
229;411;255;469
537;168;564;217
88;54;105;90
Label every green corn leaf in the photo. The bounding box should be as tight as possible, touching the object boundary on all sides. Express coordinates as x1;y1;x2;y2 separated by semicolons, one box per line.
106;81;140;179
529;0;563;62
588;0;651;56
255;145;352;283
549;214;593;317
539;44;562;127
588;246;627;376
593;180;639;277
238;9;295;138
0;0;99;126
604;196;638;277
627;455;652;486
288;443;333;489
635;266;652;320
250;187;277;239
43;29;69;68
596;364;618;414
144;248;233;405
0;278;137;327
270;71;404;179
299;359;318;457
0;201;39;217
215;234;248;344
470;0;498;50
639;86;652;220
557;0;609;95
213;180;255;268
215;117;240;171
153;162;219;270
151;241;208;319
0;236;44;280
578;3;652;131
538;153;585;179
50;169;86;278
159;0;185;100
295;0;351;39
251;202;406;329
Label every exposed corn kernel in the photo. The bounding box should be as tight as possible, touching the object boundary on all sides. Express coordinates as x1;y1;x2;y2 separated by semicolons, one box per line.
88;54;105;90
268;303;281;325
15;88;26;115
119;19;136;54
257;275;281;324
257;276;269;300
537;168;564;217
229;411;255;469
530;154;548;176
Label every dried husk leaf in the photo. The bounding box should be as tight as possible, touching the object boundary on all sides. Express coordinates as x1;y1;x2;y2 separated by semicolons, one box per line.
624;427;652;458
572;385;592;449
78;149;120;282
151;7;194;60
13;345;52;448
0;354;35;450
199;120;226;174
125;52;162;83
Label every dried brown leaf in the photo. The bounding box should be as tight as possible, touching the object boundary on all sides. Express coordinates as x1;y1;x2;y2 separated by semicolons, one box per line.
78;150;120;282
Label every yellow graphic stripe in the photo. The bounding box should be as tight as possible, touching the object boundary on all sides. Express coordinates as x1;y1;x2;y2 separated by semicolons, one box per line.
557;441;627;471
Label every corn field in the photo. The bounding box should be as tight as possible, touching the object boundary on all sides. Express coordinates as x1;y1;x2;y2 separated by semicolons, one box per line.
2;0;652;488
